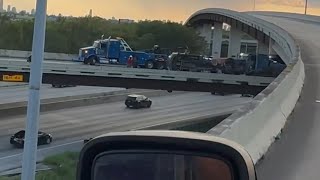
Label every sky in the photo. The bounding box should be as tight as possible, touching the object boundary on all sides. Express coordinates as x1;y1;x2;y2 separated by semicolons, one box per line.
3;0;320;22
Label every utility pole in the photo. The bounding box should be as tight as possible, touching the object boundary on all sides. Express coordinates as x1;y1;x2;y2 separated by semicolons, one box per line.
305;0;308;15
253;0;256;11
21;0;47;180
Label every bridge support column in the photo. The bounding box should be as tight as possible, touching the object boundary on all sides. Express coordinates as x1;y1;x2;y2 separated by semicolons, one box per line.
258;43;269;55
212;22;223;59
202;24;213;44
268;37;276;55
196;24;213;55
228;27;242;58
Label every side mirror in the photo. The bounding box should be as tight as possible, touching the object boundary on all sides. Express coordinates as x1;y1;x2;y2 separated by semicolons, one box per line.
76;130;256;180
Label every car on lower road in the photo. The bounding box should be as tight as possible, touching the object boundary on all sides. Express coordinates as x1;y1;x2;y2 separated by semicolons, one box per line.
51;84;77;88
125;94;152;109
10;130;53;148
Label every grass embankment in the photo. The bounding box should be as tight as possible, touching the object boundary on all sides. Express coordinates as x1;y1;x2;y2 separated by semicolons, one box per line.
0;152;79;180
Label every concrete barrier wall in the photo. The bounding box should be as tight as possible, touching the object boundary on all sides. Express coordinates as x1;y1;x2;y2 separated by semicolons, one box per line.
0;49;77;61
187;9;305;164
208;59;304;163
249;11;320;24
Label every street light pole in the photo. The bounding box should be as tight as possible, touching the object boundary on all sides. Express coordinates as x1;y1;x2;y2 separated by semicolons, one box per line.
305;0;308;15
21;0;47;180
253;0;256;11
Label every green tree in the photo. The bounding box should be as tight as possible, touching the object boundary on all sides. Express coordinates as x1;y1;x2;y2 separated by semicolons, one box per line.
0;17;206;54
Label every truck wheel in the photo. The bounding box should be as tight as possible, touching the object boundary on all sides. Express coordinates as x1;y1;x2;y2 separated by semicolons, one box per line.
84;58;89;65
88;57;97;65
145;61;154;69
46;137;52;144
156;62;165;70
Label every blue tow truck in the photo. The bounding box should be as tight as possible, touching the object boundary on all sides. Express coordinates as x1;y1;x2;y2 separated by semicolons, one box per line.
76;37;168;69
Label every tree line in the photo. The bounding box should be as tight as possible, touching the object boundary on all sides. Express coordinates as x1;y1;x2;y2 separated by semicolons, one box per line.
0;15;207;54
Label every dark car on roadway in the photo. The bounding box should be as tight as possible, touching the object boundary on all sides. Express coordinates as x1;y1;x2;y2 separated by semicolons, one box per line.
51;84;77;88
125;94;152;109
10;130;53;148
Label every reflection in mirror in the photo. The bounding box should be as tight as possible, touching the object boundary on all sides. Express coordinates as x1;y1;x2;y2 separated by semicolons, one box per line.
93;152;233;180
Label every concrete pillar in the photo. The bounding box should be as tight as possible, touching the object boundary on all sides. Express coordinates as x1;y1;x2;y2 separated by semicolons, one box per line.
212;22;223;59
268;37;276;55
203;24;212;44
228;27;242;58
196;24;212;55
258;43;269;55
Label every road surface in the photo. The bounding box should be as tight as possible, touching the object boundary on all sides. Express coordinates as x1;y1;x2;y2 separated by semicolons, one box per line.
255;15;320;180
0;84;123;104
0;92;251;172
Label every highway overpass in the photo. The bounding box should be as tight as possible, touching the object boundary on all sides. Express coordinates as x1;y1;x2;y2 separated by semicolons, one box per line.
252;13;320;180
0;8;317;180
187;9;319;180
0;57;271;95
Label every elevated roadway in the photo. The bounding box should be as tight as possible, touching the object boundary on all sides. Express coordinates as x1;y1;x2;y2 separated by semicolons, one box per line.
0;57;273;95
252;14;320;180
0;92;251;172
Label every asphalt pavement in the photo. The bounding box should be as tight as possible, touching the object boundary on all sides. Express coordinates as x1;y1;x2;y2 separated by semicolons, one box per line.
0;92;251;172
0;84;123;104
254;15;320;180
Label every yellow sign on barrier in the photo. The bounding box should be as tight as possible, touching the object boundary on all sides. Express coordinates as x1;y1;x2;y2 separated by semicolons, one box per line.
2;75;23;82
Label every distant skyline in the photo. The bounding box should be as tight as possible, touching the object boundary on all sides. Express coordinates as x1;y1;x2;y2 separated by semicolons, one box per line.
3;0;320;22
0;0;3;12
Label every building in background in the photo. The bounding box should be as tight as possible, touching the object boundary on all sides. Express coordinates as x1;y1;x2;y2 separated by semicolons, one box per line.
0;0;3;12
7;5;10;12
118;19;134;24
31;9;35;15
89;9;92;17
108;17;118;24
11;6;16;13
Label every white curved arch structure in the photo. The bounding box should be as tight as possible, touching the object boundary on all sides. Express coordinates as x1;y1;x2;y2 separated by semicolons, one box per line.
186;8;305;163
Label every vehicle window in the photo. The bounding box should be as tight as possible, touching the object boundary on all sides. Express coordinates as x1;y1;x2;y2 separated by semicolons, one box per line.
93;153;233;180
120;45;125;51
127;97;136;101
93;42;100;48
101;43;107;49
16;131;25;137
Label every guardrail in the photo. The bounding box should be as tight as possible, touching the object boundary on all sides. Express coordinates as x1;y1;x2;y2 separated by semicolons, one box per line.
187;9;305;164
249;11;320;24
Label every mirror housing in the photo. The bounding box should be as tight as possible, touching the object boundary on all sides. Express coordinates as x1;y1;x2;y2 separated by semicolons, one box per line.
76;130;256;180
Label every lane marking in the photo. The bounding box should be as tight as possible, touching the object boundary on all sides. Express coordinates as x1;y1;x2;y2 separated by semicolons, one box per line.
0;140;83;161
316;100;320;103
0;153;21;160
